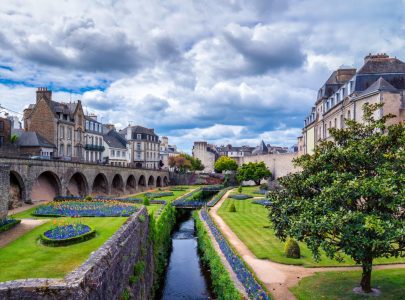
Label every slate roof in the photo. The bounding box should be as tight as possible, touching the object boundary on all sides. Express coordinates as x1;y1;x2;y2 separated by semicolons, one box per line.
358;56;405;74
361;77;398;95
103;129;127;149
17;132;56;148
252;140;269;155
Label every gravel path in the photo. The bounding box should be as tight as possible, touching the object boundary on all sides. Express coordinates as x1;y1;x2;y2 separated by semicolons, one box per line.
0;219;49;248
210;190;405;300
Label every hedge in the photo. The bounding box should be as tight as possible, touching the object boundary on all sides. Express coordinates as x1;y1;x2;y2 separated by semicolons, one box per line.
194;212;242;300
40;227;96;247
207;187;234;207
228;194;253;200
0;219;21;233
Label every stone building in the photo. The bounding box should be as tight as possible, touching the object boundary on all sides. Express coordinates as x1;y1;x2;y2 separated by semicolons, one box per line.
302;53;405;154
159;136;179;170
217;144;255;158
103;126;129;166
120;125;160;169
0;117;11;148
23;88;85;160
84;114;104;163
16;131;56;157
192;141;218;173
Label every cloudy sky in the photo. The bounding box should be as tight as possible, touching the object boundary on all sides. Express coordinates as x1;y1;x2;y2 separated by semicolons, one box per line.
1;0;405;151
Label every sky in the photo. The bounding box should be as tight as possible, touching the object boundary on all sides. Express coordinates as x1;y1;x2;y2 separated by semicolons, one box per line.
1;0;405;152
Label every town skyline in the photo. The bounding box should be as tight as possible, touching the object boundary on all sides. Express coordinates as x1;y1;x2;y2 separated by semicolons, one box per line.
2;0;405;151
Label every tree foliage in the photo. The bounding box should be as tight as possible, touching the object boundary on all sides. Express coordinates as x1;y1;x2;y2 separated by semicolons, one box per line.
168;153;205;173
267;103;405;293
214;156;238;173
236;162;271;185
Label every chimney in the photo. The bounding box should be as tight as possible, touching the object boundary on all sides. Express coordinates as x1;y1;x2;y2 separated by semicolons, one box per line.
364;53;389;63
88;113;97;121
36;87;52;103
105;124;115;131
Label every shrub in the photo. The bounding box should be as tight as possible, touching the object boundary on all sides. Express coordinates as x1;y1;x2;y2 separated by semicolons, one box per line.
252;199;271;206
207;186;234;207
143;195;150;206
228;203;236;212
260;183;269;190
284;238;301;259
85;195;93;201
238;186;243;193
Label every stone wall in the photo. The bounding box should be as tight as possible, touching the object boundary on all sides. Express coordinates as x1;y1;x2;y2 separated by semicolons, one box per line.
169;172;224;185
0;165;10;221
238;153;300;179
0;207;154;300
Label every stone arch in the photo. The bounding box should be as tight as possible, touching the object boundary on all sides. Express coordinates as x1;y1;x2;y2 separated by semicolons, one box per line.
92;173;108;195
156;176;162;188
148;175;155;189
9;171;25;209
112;174;125;195
31;171;62;202
138;175;146;192
163;176;169;187
67;172;88;197
126;175;136;194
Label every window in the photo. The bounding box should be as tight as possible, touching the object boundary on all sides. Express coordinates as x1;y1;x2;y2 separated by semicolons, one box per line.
111;150;115;157
0;136;3;147
117;150;120;157
67;145;72;156
86;120;89;130
137;142;141;151
122;151;126;157
347;110;351;120
67;128;72;140
60;126;64;138
137;152;141;159
137;134;141;140
0;121;3;132
334;118;337;128
60;144;64;156
90;122;94;131
341;114;344;129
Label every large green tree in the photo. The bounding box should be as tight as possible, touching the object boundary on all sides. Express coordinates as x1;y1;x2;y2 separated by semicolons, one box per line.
267;103;404;293
168;153;205;173
180;153;205;171
214;156;238;173
236;161;271;185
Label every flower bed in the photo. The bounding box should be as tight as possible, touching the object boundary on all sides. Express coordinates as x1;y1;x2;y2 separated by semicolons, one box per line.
41;223;96;246
252;199;271;206
54;195;82;201
253;189;267;195
144;191;174;198
207;187;234;207
169;187;188;191
33;201;137;217
0;218;21;233
95;196;143;204
202;184;224;191
229;194;253;200
200;210;270;300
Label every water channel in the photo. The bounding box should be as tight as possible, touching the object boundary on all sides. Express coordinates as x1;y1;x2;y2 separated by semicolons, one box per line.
158;212;214;300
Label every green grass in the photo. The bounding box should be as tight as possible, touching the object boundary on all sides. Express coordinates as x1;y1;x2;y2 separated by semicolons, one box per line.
0;217;127;281
231;185;263;197
217;199;405;267
128;186;197;203
290;268;405;300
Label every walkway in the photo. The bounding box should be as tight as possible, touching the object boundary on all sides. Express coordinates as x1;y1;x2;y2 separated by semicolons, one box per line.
209;190;405;300
0;219;48;248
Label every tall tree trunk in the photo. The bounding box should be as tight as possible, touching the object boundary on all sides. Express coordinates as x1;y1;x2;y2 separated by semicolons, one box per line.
360;257;373;293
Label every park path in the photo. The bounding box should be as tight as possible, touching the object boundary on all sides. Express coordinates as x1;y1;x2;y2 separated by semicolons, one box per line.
209;190;405;300
0;219;48;248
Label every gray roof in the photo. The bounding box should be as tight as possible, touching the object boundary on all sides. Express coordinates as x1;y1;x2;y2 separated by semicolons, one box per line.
103;130;127;149
252;140;269;155
358;56;405;74
121;125;157;137
17;132;56;148
361;77;398;95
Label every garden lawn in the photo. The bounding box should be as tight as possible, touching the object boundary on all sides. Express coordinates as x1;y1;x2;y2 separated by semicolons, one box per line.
0;217;127;282
290;268;405;300
217;199;405;267
230;185;263;197
128;186;199;203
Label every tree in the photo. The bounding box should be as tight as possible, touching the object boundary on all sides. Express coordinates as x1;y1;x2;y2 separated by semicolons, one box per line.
10;134;18;144
267;103;405;293
179;153;205;172
168;156;191;173
236;162;271;185
214;156;238;173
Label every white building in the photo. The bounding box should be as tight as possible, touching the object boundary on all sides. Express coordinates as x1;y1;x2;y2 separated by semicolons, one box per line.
103;125;129;166
84;115;104;163
160;136;180;170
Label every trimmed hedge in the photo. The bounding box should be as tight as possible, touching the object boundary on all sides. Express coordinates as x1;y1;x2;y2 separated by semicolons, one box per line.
0;219;21;233
40;226;96;247
252;199;271;206
194;212;242;300
228;194;253;200
207;187;234;207
284;238;301;259
145;192;174;199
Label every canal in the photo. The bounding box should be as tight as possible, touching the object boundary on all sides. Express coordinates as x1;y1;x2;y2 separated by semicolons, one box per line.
158;211;214;299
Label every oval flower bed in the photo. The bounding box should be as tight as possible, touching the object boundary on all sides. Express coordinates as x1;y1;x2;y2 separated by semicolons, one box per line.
33;201;137;217
41;223;96;246
229;194;253;200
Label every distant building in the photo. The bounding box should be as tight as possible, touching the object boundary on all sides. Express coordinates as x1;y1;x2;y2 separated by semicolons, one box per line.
16;131;56;157
252;140;269;155
217;144;255;158
103;125;129;166
192;141;218;173
0;117;11;148
23;87;85;160
120;125;160;169
301;53;405;154
84;114;104;163
159;136;180;170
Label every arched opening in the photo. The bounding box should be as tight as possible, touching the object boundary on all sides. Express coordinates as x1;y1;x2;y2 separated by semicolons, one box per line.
126;175;136;194
163;176;169;187
92;173;108;195
138;175;146;192
9;171;25;209
156;176;162;188
67;172;88;197
148;176;155;189
31;171;61;202
111;174;124;195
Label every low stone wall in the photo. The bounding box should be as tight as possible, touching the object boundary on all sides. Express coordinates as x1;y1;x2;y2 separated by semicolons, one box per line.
169;172;225;185
0;207;154;300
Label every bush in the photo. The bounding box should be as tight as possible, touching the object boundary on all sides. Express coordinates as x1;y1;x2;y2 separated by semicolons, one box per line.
260;183;269;190
284;238;301;259
143;195;150;206
238;186;243;193
85;195;93;201
228;203;236;212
